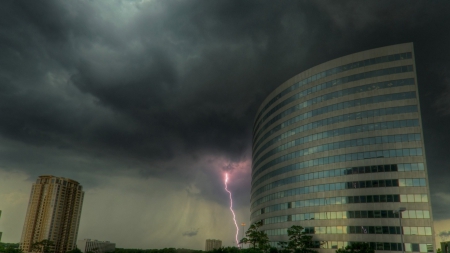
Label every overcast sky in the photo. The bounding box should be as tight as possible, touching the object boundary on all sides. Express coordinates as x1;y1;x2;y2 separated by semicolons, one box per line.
1;0;450;250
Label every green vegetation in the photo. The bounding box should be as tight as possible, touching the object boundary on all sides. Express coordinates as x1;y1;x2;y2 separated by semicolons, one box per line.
239;221;269;250
335;242;374;253
66;248;83;253
274;226;317;253
31;240;54;253
115;248;202;253
208;247;267;253
237;223;317;253
0;243;22;253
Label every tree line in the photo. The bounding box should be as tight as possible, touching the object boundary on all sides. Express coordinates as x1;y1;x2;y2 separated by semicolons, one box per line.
1;226;391;253
207;221;375;253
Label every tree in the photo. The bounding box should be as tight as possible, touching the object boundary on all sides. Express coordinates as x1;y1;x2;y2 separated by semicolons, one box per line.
66;248;82;253
0;243;23;253
31;240;54;253
443;242;450;253
210;247;240;253
335;242;374;253
269;248;278;253
239;221;270;251
438;249;442;253
286;226;317;253
276;242;289;253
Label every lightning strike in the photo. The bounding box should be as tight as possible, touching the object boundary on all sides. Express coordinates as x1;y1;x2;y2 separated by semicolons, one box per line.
224;173;240;247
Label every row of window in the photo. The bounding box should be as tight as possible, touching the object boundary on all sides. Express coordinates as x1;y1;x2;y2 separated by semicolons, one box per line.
268;241;432;253
263;210;431;225
265;226;432;236
255;119;420;167
254;132;421;174
253;104;418;158
253;145;423;184
253;119;419;167
253;79;414;139
252;163;424;198
251;194;429;218
254;117;419;169
252;178;425;207
254;77;414;137
254;53;412;127
254;90;416;144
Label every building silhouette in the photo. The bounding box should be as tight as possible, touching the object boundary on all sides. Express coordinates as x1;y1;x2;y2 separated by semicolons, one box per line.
205;239;222;251
251;43;434;252
20;175;84;253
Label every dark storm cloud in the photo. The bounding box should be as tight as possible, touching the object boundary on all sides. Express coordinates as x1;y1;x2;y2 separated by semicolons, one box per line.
1;0;450;219
182;228;199;237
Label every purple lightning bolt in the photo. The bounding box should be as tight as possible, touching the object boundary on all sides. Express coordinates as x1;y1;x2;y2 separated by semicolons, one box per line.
225;173;239;247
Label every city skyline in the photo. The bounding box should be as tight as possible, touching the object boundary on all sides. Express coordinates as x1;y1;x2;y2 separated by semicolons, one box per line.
0;0;450;250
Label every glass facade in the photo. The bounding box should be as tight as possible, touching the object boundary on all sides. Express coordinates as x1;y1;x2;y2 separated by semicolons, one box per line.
251;194;429;218
254;133;421;172
263;210;430;225
254;90;416;145
254;105;418;155
250;43;434;252
252;178;426;207
267;241;433;252
252;163;424;197
265;226;432;236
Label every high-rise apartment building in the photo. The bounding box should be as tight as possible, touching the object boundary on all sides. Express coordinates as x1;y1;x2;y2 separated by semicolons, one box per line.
251;43;434;252
20;175;84;253
77;239;115;253
205;239;222;251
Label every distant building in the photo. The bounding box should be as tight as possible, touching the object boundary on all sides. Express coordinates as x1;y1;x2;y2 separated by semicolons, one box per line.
441;242;450;253
205;239;222;251
20;175;85;253
77;239;115;253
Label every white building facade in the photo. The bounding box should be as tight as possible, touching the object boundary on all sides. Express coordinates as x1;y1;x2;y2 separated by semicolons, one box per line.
205;239;222;251
77;239;115;253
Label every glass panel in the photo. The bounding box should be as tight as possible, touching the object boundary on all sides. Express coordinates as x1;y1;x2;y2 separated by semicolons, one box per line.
420;244;428;253
405;243;412;252
415;194;422;202
403;227;411;235
418;227;425;235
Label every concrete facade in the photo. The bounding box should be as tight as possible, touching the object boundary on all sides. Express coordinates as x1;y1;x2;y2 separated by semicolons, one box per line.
20;175;84;253
251;43;434;253
77;239;115;253
205;239;222;251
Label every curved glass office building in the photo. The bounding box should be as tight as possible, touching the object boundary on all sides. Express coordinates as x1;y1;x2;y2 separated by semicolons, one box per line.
251;43;434;252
